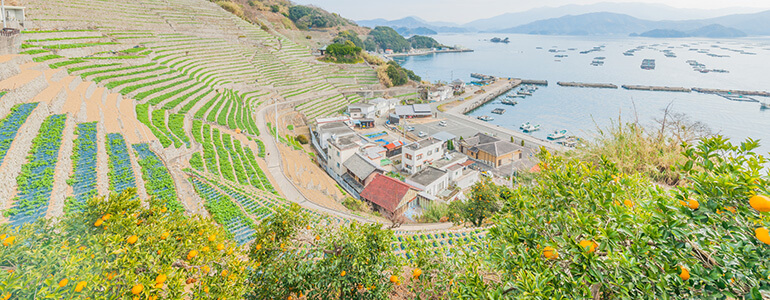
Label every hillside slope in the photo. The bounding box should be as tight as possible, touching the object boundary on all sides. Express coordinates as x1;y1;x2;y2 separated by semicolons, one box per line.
0;0;383;237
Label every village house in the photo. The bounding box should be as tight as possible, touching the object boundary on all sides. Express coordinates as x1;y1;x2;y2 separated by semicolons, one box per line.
347;103;376;119
359;174;418;218
369;97;400;117
458;133;524;168
420;85;453;102
402;137;444;175
393;104;433;121
451;79;466;93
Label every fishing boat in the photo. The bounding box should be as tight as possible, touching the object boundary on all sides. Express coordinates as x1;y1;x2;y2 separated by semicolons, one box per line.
521;123;541;132
547;130;568;140
506;94;524;99
477;115;494;121
501;99;518;105
519;122;531;129
517;91;532;96
492;108;506;114
761;102;770;110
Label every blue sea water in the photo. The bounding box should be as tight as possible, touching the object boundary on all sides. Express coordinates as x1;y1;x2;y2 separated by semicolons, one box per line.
395;33;770;152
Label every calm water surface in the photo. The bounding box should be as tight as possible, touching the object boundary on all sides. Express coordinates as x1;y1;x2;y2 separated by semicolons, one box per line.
395;33;770;152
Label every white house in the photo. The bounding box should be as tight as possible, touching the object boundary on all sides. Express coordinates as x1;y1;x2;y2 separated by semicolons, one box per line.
422;86;453;102
327;134;364;176
347;103;376;119
402;137;444;175
2;6;25;29
369;98;400;116
451;79;466;93
406;166;449;197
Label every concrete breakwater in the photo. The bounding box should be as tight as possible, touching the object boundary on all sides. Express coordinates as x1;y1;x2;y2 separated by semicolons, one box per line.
461;79;521;114
622;85;691;92
693;88;770;97
385;48;474;58
558;82;618;89
520;79;548;86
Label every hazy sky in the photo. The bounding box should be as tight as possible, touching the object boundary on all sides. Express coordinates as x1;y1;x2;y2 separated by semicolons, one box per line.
291;0;770;23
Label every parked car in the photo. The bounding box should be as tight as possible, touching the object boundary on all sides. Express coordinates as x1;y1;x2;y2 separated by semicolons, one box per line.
438;120;447;127
418;131;428;137
406;126;415;132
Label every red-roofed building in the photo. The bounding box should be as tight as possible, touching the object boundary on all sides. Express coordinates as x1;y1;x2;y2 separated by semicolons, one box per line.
359;174;417;218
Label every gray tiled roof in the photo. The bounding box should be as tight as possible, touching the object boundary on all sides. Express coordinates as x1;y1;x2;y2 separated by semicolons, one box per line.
343;154;379;180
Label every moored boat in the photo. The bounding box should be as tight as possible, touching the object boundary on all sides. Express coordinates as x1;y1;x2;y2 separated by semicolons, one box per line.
492;108;506;114
477;115;494;121
501;99;518;105
521;123;541;132
547;130;568;140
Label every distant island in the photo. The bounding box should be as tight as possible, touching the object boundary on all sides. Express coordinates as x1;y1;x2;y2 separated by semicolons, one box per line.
490;37;510;43
634;24;748;38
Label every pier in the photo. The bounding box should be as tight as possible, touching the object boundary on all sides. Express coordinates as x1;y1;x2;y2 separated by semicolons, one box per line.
622;85;691;92
558;82;618;89
520;79;549;86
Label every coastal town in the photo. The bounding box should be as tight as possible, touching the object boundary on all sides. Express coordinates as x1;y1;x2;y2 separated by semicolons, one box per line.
1;0;769;298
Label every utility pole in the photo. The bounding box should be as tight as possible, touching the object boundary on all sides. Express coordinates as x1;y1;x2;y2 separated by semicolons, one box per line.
274;98;279;145
1;0;6;29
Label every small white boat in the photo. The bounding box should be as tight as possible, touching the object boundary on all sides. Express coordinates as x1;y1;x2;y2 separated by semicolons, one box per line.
478;115;494;121
521;123;541;132
517;91;532;96
519;122;530;129
547;130;567;140
501;99;518;105
761;102;770;110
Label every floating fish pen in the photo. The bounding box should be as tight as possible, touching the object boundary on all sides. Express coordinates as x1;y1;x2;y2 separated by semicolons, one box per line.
492;108;506;115
558;82;618;89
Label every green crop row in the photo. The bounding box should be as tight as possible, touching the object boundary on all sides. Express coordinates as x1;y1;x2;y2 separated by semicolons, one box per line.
134;75;192;101
117;71;176;94
168;113;190;146
194;93;220;119
135;104;172;148
201;124;219;176
43;42;119;50
33;55;63;62
222;134;249;185
79;62;156;79
190;152;204;172
162;85;208;110
151;109;182;148
212;128;235;182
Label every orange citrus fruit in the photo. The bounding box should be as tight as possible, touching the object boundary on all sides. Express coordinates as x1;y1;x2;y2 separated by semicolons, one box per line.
58;278;69;288
542;246;558;259
75;281;87;292
131;284;143;295
126;235;138;245
756;227;770;245
687;199;699;210
579;240;598;253
750;195;770;212
679;266;690;280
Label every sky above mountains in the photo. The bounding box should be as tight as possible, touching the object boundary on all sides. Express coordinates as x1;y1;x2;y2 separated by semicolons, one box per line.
291;0;770;24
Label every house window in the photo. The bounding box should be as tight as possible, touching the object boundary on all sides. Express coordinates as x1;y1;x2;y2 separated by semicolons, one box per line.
405;164;411;169
417;154;423;160
337;162;340;168
405;153;412;160
498;159;502;166
337;150;340;157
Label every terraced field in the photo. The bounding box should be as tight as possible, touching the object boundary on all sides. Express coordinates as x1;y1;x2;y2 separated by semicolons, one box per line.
0;0;483;253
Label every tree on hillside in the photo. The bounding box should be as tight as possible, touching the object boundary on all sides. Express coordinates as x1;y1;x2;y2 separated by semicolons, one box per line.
245;204;401;299
450;179;503;227
408;35;444;49
481;139;770;298
333;30;364;48
369;26;411;52
287;5;344;29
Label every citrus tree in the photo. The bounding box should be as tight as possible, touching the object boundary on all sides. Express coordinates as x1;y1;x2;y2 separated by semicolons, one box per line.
481;137;769;298
0;189;250;299
245;204;402;299
449;179;506;227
